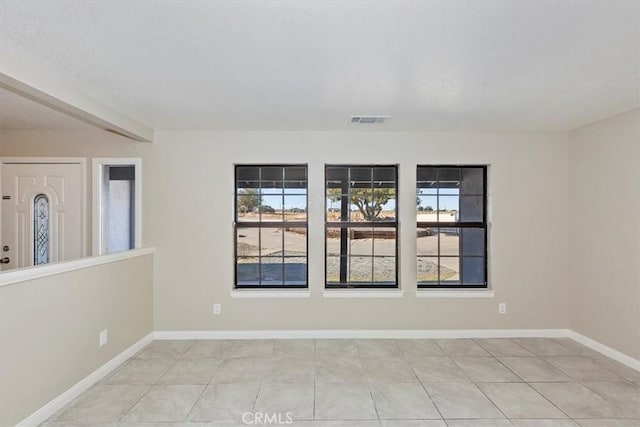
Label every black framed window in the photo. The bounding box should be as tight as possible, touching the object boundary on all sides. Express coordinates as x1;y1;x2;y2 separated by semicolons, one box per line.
417;165;487;288
325;165;398;288
234;165;308;288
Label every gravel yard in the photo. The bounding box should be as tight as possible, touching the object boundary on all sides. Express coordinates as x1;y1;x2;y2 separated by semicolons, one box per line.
237;228;461;284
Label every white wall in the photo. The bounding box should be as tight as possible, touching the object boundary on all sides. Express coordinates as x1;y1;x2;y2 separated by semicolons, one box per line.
0;253;154;426
0;129;570;332
568;108;640;360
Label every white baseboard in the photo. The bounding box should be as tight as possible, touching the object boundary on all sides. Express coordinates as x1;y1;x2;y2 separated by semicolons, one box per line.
154;328;570;340
20;328;639;426
568;330;640;371
17;332;154;427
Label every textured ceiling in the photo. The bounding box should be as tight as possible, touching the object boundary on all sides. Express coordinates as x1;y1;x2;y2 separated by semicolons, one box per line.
0;87;91;129
0;0;638;131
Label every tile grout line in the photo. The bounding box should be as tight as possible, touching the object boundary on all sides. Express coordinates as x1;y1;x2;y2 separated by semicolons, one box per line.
45;338;638;425
358;341;381;423
114;341;191;423
182;381;209;422
484;339;592;422
474;376;520;422
114;382;154;422
113;354;178;422
408;350;447;423
486;351;580;421
181;341;218;422
577;380;637;419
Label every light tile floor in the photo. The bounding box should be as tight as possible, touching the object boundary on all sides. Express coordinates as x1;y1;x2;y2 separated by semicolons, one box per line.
44;338;640;426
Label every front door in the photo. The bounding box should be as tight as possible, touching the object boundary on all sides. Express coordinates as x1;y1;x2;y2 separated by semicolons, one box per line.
1;162;84;271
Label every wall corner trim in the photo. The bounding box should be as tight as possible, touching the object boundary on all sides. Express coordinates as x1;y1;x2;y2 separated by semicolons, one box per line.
16;332;153;427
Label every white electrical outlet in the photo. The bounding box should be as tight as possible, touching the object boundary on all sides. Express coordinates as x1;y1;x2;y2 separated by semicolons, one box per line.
498;303;507;314
213;303;221;315
99;329;108;347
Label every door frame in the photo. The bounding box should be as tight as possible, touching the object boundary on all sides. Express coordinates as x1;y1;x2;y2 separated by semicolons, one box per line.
0;157;88;263
91;157;142;256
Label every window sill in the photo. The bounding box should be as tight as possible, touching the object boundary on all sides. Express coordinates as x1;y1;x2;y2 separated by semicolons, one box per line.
416;290;495;298
323;290;404;299
229;290;311;299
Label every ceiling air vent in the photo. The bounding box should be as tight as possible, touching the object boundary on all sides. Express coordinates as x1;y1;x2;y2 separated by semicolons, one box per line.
350;115;390;124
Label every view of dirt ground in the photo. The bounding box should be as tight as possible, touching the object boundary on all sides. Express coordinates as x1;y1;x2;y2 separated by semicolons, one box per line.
236;209;465;284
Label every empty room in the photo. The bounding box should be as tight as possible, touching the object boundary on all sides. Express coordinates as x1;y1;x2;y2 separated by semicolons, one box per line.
0;1;639;426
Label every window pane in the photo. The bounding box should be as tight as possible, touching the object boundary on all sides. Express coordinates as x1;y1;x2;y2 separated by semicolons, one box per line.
326;255;342;283
417;194;437;220
375;187;396;221
326;167;347;222
237;179;260;192
326;165;397;288
326;195;344;222
462;257;485;284
235;165;307;288
284;257;306;285
261;166;284;183
350;167;372;183
459;196;483;222
350;188;372;222
417;165;486;288
439;256;460;283
439;228;460;256
284;183;307;193
260;227;283;257
284;194;306;222
284;166;307;194
326;227;342;256
326;167;348;182
34;194;49;265
236;190;261;221
373;166;395;182
237;257;260;285
417;228;438;256
261;257;284;285
438;195;459;222
438;168;460;186
417;256;439;282
461;228;485;256
327;165;397;224
261;181;283;198
373;256;395;283
261;194;283;220
284;228;306;256
237;228;259;257
461;167;484;195
349;256;373;283
373;230;395;257
236;166;260;182
284;166;306;181
350;228;373;256
417;167;437;194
